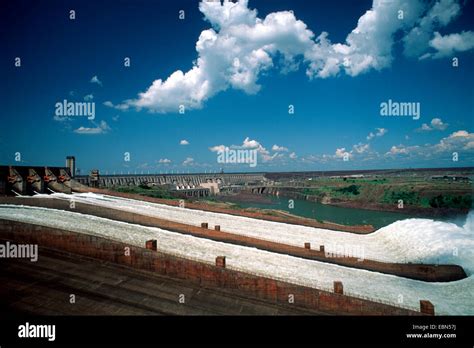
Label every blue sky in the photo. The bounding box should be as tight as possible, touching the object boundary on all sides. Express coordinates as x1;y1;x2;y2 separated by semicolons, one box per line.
1;0;473;174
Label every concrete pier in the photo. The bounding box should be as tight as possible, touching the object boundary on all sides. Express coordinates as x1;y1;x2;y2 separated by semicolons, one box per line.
420;300;435;315
7;167;26;194
27;168;44;193
334;281;344;295
216;256;226;268
146;240;158;251
0;165;72;195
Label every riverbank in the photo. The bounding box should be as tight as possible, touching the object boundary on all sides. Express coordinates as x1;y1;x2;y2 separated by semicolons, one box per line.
240;175;472;218
328;200;468;217
225;190;467;218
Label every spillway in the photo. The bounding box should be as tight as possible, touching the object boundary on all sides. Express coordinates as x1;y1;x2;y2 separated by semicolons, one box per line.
0;204;473;315
35;192;474;272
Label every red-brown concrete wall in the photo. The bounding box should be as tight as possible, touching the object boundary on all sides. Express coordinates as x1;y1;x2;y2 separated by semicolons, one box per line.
0;219;426;316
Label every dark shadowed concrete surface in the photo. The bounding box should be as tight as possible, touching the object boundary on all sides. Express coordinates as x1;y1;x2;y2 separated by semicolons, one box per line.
0;247;327;316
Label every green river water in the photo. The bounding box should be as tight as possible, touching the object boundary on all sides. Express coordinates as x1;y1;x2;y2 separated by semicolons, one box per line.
235;195;458;229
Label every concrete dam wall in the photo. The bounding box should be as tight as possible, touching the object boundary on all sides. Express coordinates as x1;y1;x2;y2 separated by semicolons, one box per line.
74;173;266;188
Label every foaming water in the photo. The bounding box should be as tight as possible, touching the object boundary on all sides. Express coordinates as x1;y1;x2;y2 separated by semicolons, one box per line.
35;193;474;269
463;210;474;231
372;211;474;275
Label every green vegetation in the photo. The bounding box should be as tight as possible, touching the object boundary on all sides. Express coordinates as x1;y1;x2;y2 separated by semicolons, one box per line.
302;187;328;197
337;185;360;195
429;195;472;209
382;190;420;205
113;184;175;199
108;171;472;214
282;172;472;212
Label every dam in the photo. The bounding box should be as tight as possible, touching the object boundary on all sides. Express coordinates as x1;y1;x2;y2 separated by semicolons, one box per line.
1;157;472;316
74;172;265;187
0;158;266;197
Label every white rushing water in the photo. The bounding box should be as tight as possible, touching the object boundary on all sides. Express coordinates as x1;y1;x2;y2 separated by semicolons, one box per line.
1;203;473;315
33;192;474;272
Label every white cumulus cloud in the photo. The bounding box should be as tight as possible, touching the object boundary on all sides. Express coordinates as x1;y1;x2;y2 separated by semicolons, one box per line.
367;127;387;140
182;157;194;166
118;0;472;113
90;75;102;86
209;137;297;163
335;147;352;159
209;144;229;153
73;121;110;135
429;31;474;59
104;100;129;110
403;0;461;58
385;130;473;157
417;117;449;132
272;144;289;152
434;130;474;152
353;143;370;154
386;145;410;155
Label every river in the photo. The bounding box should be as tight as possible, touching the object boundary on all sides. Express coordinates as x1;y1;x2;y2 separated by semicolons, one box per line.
234;195;461;229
